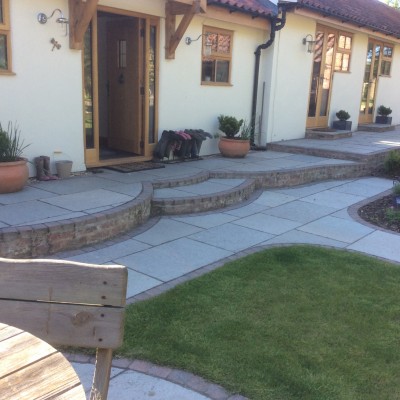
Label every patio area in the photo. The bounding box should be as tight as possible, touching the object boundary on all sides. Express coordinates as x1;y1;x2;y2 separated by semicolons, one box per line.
2;127;400;400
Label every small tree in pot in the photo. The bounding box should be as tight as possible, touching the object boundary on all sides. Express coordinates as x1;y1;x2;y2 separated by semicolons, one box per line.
376;105;392;125
332;110;352;131
217;115;250;158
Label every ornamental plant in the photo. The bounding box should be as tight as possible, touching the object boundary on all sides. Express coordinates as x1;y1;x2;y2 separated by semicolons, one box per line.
377;105;392;116
218;115;244;138
336;110;351;121
0;122;30;162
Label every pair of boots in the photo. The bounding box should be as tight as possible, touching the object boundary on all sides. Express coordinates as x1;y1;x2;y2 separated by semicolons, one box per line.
35;156;58;181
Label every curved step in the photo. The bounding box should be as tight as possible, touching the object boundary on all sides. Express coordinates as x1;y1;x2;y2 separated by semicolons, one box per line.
151;178;257;215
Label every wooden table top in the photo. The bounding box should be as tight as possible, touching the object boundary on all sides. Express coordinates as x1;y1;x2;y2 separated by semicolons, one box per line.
0;322;86;399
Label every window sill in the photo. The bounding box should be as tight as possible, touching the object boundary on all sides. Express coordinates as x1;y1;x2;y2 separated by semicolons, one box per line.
0;70;15;76
201;81;232;87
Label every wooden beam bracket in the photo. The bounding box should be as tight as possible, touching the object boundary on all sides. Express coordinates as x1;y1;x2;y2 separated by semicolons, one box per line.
68;0;99;50
165;0;206;59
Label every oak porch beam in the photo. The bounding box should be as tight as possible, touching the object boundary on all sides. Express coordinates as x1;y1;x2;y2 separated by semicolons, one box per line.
165;0;206;59
68;0;99;50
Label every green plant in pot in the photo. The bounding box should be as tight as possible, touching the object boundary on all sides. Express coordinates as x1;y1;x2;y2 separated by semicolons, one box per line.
217;115;250;158
0;122;30;194
376;105;392;125
332;110;352;131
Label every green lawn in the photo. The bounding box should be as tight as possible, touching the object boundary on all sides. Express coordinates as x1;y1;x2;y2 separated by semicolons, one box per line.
117;245;400;400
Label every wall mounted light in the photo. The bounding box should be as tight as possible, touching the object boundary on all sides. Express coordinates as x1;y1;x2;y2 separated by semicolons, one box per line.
37;9;69;36
185;34;212;56
302;34;316;53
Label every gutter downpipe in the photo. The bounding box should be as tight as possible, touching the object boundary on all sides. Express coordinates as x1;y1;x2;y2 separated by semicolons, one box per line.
251;7;287;147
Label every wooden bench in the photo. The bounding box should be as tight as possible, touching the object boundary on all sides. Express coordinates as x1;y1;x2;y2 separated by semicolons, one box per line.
0;257;128;400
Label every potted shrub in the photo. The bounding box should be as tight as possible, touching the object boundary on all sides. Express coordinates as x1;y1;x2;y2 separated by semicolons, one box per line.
332;110;352;131
0;122;30;194
376;105;392;125
217;115;250;158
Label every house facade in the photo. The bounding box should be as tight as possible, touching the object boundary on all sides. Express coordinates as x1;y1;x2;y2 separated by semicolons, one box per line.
1;0;399;176
0;0;276;175
262;0;400;143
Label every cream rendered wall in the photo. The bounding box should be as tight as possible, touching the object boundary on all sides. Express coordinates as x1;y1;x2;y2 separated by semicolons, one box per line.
329;33;367;130
263;13;315;143
1;0;85;176
158;16;266;155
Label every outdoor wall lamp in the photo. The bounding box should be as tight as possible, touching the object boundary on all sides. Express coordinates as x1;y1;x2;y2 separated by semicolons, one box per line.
303;34;316;53
185;34;212;56
37;9;69;36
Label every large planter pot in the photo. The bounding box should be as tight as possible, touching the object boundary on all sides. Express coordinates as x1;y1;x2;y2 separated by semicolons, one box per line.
375;116;392;125
332;120;352;131
0;158;29;194
218;137;250;158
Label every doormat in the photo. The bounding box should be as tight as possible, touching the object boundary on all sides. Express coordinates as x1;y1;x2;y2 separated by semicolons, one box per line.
104;162;165;173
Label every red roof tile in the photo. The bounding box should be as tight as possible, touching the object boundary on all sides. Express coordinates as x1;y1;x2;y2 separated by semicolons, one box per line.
295;0;400;38
208;0;278;18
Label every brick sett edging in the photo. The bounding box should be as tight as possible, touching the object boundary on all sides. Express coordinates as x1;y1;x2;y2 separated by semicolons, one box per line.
0;158;387;258
65;353;248;400
0;182;154;258
151;178;256;216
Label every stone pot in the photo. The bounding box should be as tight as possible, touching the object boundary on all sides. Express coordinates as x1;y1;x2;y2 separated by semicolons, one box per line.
375;116;392;125
332;120;352;131
0;158;29;194
218;137;250;158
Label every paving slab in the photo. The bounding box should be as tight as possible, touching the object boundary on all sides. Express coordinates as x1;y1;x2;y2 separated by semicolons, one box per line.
115;238;233;281
0;186;56;205
273;180;354;198
262;200;337;223
298;215;374;243
41;188;134;212
223;202;269;217
300;189;366;210
0;200;72;226
254;191;297;207
233;213;303;235
348;230;400;263
66;239;151;264
264;230;348;248
133;219;203;246
172;213;238;229
188;223;274;252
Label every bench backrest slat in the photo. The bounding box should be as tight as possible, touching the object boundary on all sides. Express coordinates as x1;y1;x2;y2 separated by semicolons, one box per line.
0;259;127;307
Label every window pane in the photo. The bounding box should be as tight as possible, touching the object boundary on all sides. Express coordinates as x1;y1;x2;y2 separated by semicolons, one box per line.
83;26;94;149
381;60;391;76
338;35;351;50
202;60;215;82
0;33;7;70
148;25;157;144
217;34;231;54
342;53;349;71
383;46;393;58
0;0;3;24
215;60;229;82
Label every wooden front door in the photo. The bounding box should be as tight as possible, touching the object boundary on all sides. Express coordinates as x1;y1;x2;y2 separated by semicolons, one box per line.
359;41;380;125
107;19;142;154
306;27;336;129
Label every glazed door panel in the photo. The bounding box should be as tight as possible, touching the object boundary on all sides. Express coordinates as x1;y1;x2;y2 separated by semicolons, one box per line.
306;28;335;129
359;41;380;125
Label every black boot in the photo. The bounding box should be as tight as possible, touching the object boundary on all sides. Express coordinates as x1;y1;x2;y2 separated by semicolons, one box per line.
35;157;50;181
40;156;58;180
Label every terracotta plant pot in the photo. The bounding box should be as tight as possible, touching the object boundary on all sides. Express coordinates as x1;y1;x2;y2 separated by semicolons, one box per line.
0;159;29;194
218;137;250;158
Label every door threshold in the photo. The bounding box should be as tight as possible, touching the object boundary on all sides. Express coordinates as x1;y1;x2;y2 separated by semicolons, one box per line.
86;156;152;168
